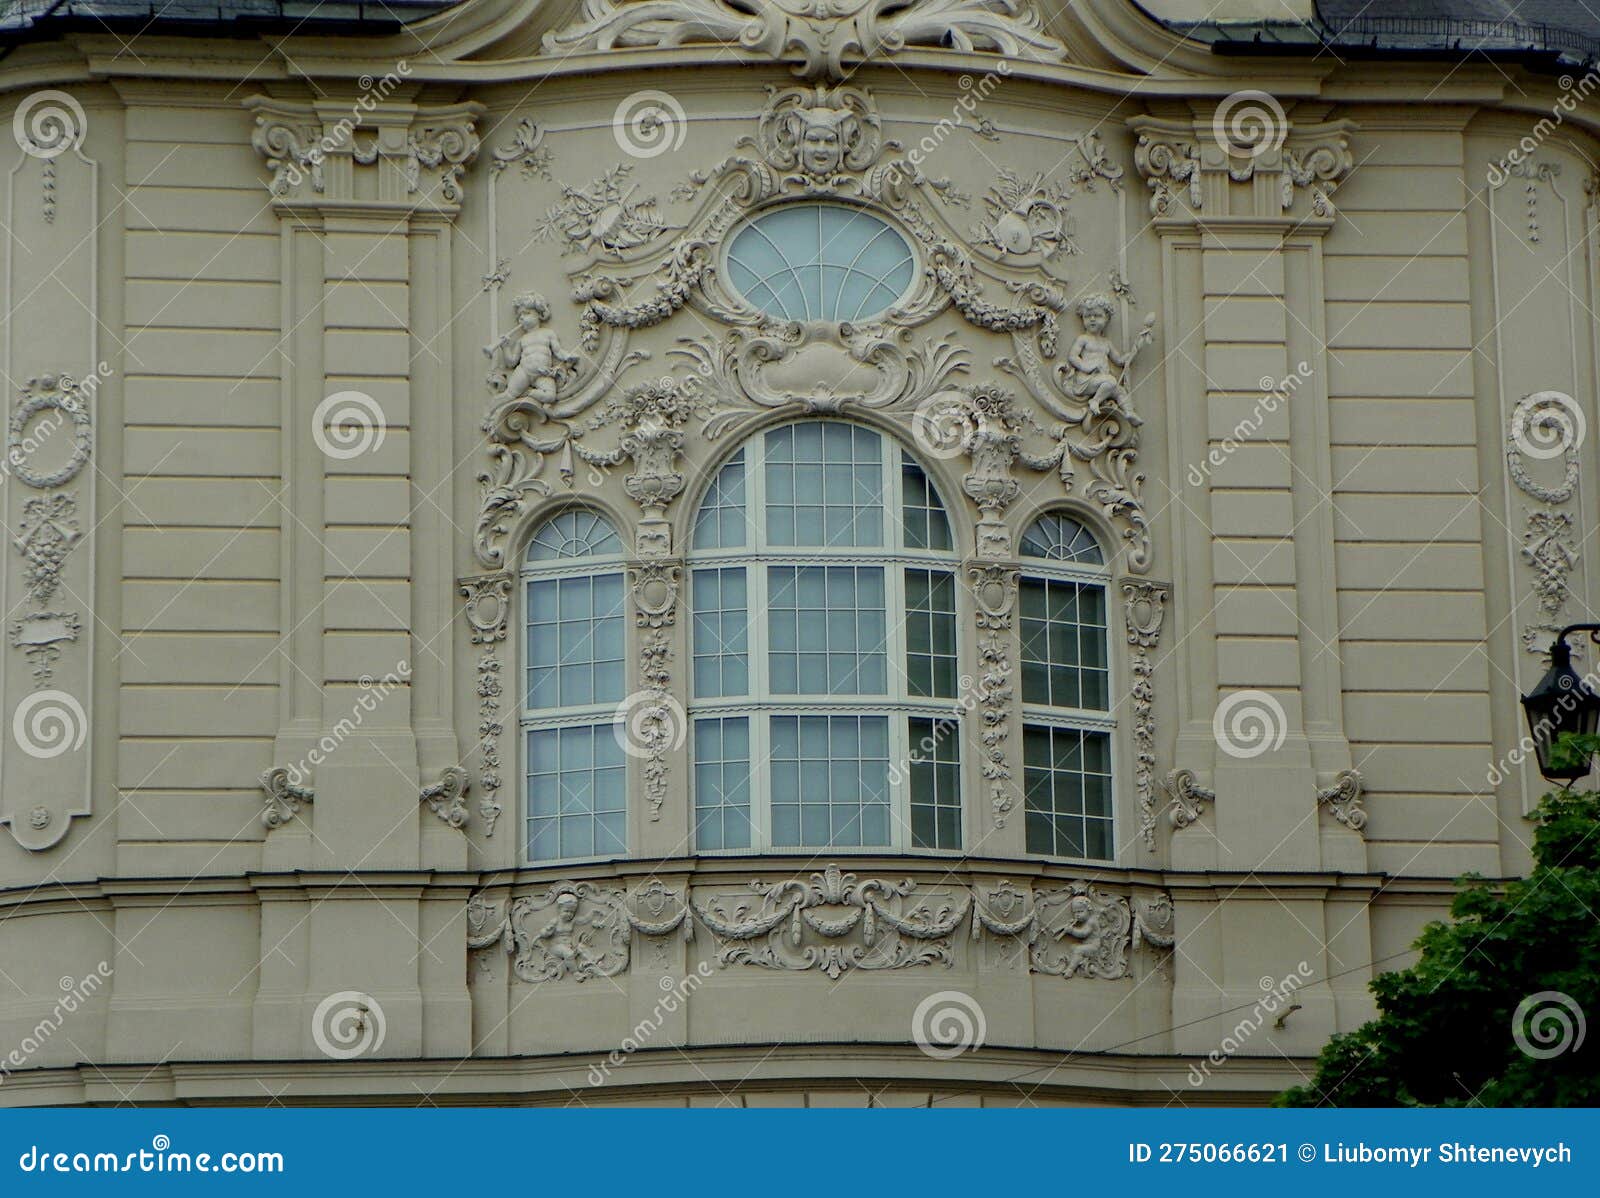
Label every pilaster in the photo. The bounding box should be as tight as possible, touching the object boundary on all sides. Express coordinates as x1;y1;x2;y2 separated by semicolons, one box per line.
245;89;482;1055
1132;105;1365;877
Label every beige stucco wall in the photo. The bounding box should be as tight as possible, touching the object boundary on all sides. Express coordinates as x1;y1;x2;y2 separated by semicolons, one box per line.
0;0;1593;1105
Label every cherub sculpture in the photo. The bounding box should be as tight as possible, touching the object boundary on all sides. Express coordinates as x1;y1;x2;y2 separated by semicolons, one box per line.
1060;294;1154;424
485;292;578;403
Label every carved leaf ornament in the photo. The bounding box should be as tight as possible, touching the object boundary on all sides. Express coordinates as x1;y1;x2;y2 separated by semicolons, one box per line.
473;84;1156;579
470;868;1173;982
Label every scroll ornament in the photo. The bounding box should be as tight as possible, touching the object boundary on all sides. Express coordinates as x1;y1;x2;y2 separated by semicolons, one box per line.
693;864;968;979
260;767;313;830
1164;767;1215;831
474;83;1155;575
246;97;482;210
470;868;1174;984
421;766;472;830
1315;769;1367;833
541;0;1069;82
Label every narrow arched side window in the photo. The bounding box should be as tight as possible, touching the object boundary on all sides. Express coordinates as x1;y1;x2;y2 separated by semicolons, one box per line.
1018;513;1115;860
688;423;961;852
520;509;628;862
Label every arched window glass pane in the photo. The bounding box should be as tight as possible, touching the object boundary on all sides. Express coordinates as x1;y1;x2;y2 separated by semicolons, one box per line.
1020;513;1104;564
521;507;628;864
690;421;966;855
1019;578;1109;710
525;509;622;561
1023;726;1113;860
692;450;747;550
765;422;883;547
900;453;952;551
726;205;916;323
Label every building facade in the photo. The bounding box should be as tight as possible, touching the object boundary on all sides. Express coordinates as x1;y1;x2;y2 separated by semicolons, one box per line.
0;0;1595;1104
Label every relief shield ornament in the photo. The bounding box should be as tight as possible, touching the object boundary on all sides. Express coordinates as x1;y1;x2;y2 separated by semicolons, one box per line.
472;871;1172;984
468;880;691;982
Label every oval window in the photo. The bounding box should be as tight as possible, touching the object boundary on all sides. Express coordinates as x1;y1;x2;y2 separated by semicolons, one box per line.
725;204;916;323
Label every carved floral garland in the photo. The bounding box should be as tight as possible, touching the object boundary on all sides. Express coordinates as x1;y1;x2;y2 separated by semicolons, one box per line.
473;83;1157;579
470;866;1174;983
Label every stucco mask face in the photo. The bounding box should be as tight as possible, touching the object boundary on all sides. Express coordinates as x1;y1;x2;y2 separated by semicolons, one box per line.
799;114;847;175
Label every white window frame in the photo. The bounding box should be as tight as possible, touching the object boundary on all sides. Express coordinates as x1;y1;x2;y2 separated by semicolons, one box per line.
518;510;631;865
688;423;964;855
1017;514;1118;862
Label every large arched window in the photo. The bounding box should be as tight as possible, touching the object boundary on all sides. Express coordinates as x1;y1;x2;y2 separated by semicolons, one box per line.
520;509;628;862
1018;513;1114;860
688;422;960;851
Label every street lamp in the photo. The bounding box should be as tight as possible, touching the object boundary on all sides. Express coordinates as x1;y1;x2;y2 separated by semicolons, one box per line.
1521;623;1600;782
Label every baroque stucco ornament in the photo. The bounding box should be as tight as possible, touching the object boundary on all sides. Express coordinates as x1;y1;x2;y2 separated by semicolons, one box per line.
470;871;1172;983
260;767;313;830
1122;580;1169;850
246;97;482;212
970;880;1172;979
468;881;692;982
474;82;1152;574
459;572;512;835
542;0;1068;81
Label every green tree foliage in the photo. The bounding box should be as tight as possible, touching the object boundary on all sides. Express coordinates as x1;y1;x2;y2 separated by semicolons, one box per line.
1280;770;1599;1107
